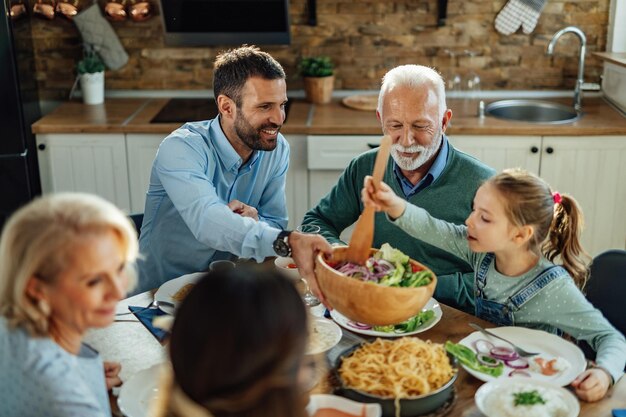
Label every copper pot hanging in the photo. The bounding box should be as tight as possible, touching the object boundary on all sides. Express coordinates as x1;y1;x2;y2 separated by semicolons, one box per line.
10;1;27;20
55;0;80;19
104;0;127;21
128;0;151;22
33;0;56;20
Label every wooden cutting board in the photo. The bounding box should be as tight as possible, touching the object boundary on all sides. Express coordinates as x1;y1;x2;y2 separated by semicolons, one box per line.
341;94;379;111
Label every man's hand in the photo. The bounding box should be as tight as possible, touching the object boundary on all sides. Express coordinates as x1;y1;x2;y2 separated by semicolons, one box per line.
104;361;122;390
289;231;332;306
228;199;259;221
571;367;612;402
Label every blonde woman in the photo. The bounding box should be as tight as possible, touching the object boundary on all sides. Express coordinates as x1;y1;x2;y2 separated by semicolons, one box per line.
0;193;138;417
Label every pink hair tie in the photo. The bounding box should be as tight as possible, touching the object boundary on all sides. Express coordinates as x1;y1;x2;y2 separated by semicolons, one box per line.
552;192;562;204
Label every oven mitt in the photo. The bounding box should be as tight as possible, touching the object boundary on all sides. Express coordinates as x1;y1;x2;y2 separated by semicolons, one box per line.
73;2;128;70
495;0;547;35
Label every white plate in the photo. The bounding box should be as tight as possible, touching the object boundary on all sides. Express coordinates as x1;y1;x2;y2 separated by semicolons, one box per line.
475;378;580;417
117;363;163;417
307;394;382;417
459;326;586;386
307;318;343;355
154;272;204;315
329;297;442;337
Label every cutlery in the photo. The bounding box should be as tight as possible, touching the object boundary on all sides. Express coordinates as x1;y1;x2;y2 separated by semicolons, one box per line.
345;135;391;264
114;299;176;316
469;323;539;357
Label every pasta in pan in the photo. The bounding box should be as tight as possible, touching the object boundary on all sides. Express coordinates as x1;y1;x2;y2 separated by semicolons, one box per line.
338;337;455;416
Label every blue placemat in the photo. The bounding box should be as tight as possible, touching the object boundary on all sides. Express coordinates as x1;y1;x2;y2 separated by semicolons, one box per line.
613;410;626;417
129;306;169;342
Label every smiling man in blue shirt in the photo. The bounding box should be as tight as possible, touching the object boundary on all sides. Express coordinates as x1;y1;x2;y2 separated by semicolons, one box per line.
136;46;330;292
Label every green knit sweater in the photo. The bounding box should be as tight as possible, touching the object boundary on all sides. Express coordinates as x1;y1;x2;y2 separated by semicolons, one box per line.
303;139;495;311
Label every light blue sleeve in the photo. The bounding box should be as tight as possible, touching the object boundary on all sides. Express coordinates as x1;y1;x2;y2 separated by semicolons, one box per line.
519;278;626;383
154;134;279;261
256;140;289;230
392;203;478;266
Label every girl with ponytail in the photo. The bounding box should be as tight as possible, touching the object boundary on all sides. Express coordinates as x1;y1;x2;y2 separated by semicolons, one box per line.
362;168;625;402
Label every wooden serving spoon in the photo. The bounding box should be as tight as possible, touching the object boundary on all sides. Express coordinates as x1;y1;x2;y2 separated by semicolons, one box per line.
345;135;392;265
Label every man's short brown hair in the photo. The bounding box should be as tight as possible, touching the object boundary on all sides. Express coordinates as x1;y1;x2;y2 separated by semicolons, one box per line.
213;45;285;107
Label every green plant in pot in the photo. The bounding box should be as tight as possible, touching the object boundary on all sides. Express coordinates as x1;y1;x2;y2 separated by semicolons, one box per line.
298;56;335;104
77;47;105;105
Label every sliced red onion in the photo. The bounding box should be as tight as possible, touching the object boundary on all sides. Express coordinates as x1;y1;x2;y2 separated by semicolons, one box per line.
504;357;529;369
509;369;531;377
348;321;372;330
490;346;519;361
473;339;495;354
477;353;501;367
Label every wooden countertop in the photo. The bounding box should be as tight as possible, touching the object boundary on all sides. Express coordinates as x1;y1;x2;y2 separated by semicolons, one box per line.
32;96;626;136
593;52;626;68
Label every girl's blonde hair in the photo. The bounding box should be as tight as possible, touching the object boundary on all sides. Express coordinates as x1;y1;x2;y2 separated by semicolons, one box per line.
487;168;590;288
0;192;138;336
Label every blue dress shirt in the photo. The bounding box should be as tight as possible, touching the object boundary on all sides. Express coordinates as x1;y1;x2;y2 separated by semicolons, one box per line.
136;117;289;292
393;136;449;198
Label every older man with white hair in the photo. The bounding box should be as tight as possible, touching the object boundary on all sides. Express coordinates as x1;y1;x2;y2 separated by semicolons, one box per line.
302;64;495;312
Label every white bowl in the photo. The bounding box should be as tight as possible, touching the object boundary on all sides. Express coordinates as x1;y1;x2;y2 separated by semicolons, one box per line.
274;256;301;280
475;378;580;417
307;394;382;417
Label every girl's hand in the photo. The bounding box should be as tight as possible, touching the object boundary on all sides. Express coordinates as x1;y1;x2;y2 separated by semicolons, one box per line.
104;361;122;390
570;368;611;402
361;176;406;220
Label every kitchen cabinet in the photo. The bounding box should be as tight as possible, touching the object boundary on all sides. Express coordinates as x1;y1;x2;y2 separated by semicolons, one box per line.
126;133;165;213
307;134;626;255
540;136;626;256
448;135;542;175
283;134;309;229
36;133;131;212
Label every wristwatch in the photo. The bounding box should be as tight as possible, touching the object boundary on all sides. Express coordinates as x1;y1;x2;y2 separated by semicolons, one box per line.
273;230;292;257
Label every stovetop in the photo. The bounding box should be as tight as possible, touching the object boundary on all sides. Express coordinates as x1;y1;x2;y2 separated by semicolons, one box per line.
150;98;292;123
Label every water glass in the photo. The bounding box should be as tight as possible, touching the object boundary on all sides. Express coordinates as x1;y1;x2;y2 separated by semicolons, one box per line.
297;224;321;234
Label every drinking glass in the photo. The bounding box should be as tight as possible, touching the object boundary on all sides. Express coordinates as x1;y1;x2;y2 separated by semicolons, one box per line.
443;49;462;96
295;224;321;306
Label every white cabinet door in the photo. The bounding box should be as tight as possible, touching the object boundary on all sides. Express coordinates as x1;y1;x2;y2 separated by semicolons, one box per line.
307;135;381;207
540;136;626;256
449;135;542;175
283;134;309;229
36;133;131;211
126;134;166;213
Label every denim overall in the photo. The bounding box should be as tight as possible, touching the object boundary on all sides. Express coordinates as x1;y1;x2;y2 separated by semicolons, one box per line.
474;253;567;326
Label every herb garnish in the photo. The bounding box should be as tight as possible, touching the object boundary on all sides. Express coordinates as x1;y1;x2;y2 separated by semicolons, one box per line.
513;390;546;406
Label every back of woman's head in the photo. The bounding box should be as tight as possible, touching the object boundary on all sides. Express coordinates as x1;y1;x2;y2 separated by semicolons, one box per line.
487;168;589;288
169;265;308;417
0;192;138;335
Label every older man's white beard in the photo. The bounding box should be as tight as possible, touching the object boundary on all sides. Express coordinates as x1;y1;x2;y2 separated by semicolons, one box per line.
391;133;443;171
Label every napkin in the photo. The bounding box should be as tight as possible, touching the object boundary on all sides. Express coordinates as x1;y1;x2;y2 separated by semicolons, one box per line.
613;410;626;417
129;306;169;343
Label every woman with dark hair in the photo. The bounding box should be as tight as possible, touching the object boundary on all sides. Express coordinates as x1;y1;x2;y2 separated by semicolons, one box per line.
154;265;309;417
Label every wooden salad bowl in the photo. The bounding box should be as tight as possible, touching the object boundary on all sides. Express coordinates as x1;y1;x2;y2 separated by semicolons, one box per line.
315;247;437;326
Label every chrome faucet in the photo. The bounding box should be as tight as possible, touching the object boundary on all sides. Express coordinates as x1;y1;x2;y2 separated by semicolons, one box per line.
547;26;587;113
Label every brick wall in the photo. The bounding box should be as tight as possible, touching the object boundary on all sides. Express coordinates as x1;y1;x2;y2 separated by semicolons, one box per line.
27;0;609;100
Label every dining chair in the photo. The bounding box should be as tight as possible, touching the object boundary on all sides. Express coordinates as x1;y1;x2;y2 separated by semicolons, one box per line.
579;249;626;361
128;213;144;238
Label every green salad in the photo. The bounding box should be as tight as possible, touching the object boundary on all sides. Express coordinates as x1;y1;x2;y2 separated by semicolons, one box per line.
445;341;504;377
372;310;436;333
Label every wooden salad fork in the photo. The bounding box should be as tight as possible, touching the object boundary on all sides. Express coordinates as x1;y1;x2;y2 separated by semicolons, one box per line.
345;135;392;265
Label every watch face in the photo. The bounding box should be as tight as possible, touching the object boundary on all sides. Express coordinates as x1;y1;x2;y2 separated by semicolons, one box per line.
273;239;290;257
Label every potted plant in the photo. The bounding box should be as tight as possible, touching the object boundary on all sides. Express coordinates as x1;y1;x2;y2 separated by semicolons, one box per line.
77;47;106;105
298;56;335;104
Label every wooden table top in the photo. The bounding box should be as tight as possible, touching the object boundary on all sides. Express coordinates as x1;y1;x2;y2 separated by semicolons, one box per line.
87;291;625;417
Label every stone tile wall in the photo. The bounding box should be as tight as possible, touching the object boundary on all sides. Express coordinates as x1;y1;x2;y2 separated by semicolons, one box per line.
24;0;609;99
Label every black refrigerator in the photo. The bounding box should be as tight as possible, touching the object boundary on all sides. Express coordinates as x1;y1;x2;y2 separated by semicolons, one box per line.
1;0;42;229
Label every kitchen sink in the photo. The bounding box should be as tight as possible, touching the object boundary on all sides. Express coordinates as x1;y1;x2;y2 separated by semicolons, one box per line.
485;99;581;124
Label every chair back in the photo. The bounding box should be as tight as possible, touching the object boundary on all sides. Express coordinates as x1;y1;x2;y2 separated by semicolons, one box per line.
129;213;144;238
585;249;626;335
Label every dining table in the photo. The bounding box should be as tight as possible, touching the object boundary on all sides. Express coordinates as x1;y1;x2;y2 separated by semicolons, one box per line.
87;283;626;417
